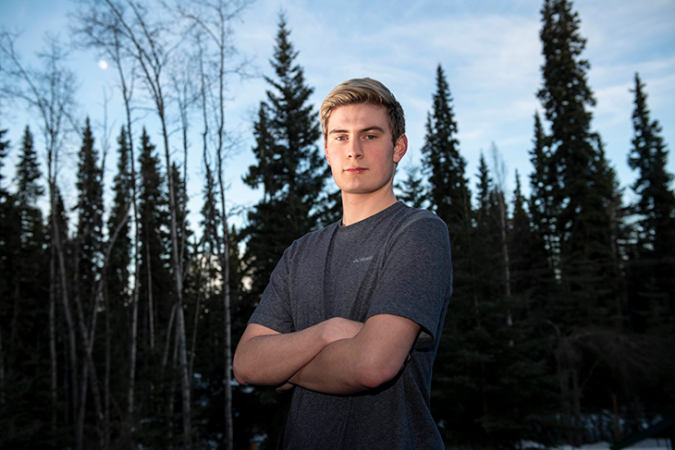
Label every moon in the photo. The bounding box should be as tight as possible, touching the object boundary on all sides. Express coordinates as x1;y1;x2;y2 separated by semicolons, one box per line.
98;60;108;70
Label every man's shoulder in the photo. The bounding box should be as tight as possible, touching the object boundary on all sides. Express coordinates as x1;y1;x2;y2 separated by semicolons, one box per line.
388;204;448;237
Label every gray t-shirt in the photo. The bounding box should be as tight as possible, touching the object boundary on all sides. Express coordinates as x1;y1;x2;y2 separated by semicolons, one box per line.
249;202;452;449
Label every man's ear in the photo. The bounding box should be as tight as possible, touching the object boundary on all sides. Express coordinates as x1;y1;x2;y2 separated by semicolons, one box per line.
324;144;331;165
393;134;408;163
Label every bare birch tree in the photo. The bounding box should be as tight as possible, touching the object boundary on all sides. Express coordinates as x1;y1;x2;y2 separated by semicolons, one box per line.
71;9;146;443
80;1;193;446
0;31;81;449
174;2;251;446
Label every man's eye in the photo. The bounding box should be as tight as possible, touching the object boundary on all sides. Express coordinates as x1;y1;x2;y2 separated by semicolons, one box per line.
365;135;377;140
336;135;347;141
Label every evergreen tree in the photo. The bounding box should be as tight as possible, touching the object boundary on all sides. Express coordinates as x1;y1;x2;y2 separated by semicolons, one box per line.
511;171;535;295
12;125;46;317
627;73;675;326
15;126;44;206
419;69;475;444
537;1;626;441
136;127;171;352
537;0;619;328
417;65;486;446
538;0;616;280
243;13;329;301
107;126;132;308
0;126;11;321
134;127;176;446
526;112;562;327
528;112;556;262
75;117;104;305
421;64;469;231
395;165;427;209
0;126;9;193
12;126;46;350
241;13;330;444
433;155;559;448
0;123;51;446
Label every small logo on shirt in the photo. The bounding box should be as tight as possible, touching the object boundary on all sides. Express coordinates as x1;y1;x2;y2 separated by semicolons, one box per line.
353;255;373;264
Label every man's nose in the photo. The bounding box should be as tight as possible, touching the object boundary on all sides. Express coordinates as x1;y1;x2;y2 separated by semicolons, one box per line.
347;139;363;159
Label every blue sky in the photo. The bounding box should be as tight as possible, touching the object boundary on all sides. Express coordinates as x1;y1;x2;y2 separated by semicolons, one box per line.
1;0;674;229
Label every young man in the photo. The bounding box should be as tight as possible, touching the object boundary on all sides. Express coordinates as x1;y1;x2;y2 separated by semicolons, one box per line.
233;78;452;449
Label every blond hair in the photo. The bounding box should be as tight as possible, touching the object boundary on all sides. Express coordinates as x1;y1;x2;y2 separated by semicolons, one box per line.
320;78;405;144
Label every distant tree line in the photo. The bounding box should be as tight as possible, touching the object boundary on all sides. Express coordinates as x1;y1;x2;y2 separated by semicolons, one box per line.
0;0;674;449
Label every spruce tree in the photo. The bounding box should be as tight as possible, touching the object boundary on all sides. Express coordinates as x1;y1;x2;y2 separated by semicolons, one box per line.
0;126;9;193
627;73;675;325
137;127;171;349
134;127;176;446
421;64;469;231
418;65;480;446
511;171;535;295
537;0;619;329
625;76;675;420
528;112;556;261
107;126;132;307
241;13;330;444
1;123;50;444
0;126;10;312
538;0;615;278
243;13;329;301
12;126;46;330
526;112;562;327
15;126;44;206
395;165;427;209
75;117;104;304
12;125;46;310
537;1;626;440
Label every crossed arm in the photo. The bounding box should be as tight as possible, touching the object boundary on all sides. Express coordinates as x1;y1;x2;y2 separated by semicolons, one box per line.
232;314;421;395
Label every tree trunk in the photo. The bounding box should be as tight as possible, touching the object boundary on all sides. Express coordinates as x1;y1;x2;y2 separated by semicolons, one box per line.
51;181;80;450
146;239;155;350
104;278;111;450
612;392;622;441
189;262;203;381
73;237;86;449
0;319;5;407
50;243;58;432
159;100;192;449
218;144;233;450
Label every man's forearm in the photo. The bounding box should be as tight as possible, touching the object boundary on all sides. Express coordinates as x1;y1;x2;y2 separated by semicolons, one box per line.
288;314;420;395
233;318;363;386
287;337;373;394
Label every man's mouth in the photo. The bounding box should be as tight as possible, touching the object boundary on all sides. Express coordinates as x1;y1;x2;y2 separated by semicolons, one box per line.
345;167;366;174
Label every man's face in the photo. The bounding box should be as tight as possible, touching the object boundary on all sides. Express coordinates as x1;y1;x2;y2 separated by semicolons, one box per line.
324;103;407;198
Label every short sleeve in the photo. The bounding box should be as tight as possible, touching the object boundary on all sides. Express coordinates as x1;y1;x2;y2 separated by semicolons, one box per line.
365;214;452;348
248;248;295;334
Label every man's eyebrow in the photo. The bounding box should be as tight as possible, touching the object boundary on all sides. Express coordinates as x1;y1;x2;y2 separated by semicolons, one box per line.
328;126;385;135
359;126;385;134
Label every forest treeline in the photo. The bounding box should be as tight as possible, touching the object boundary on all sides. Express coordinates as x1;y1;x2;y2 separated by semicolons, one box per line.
1;0;674;449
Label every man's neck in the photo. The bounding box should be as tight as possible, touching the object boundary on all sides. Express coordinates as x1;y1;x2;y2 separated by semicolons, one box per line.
341;189;398;227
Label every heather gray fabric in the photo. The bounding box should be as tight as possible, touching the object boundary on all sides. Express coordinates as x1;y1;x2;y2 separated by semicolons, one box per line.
249;202;452;449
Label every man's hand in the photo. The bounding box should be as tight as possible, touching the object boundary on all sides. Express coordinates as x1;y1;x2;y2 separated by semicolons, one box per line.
275;382;294;392
233;317;363;386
